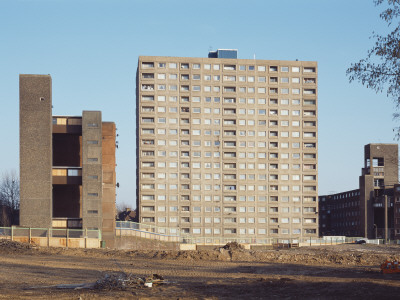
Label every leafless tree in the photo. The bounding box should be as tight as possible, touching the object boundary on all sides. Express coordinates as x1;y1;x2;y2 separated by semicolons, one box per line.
0;170;20;225
347;0;400;136
116;202;133;215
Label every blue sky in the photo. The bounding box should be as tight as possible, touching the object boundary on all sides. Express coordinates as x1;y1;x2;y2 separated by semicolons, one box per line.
0;0;398;207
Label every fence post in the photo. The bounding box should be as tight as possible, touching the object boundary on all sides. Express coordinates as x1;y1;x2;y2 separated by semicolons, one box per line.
47;228;50;247
29;228;31;245
85;228;87;249
11;226;14;241
66;229;69;248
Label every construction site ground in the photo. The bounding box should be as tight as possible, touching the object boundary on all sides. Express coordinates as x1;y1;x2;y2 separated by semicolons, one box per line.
1;240;400;299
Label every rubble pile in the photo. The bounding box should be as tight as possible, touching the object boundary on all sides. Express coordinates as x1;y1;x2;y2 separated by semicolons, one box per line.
94;273;164;290
221;242;244;251
0;240;33;253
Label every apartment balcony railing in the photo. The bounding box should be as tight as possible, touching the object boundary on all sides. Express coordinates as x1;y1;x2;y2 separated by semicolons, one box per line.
52;218;82;229
52;167;82;185
52;117;82;134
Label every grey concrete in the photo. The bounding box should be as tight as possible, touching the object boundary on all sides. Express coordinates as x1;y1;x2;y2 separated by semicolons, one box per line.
19;75;53;228
82;111;103;230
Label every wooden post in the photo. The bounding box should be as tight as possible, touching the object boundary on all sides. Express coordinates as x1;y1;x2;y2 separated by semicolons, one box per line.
85;228;87;249
11;226;14;241
384;195;388;243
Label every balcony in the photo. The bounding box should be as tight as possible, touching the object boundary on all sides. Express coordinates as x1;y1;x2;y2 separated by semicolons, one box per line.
52;117;82;134
373;196;394;208
52;218;82;229
52;167;82;185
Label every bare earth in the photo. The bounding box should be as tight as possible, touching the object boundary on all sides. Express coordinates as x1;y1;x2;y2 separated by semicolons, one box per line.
1;240;400;299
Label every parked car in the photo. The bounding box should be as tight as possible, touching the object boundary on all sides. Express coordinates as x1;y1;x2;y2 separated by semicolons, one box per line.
355;239;366;244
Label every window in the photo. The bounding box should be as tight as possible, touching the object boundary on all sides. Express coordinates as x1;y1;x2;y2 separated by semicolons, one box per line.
292;88;300;95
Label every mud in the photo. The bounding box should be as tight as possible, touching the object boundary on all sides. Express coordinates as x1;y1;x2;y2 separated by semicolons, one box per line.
0;241;399;299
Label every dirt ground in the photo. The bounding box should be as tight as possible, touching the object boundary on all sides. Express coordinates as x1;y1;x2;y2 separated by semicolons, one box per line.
1;240;400;299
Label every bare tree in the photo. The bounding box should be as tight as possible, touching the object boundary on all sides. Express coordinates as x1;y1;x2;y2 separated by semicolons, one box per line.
347;0;400;136
0;170;20;225
115;202;131;214
116;202;136;221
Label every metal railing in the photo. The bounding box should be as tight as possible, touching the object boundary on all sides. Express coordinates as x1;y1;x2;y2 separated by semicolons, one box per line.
116;222;365;245
180;237;349;245
116;221;181;237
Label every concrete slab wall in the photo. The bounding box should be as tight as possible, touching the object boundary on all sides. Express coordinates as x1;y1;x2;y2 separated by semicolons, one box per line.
102;122;116;248
19;75;53;228
82;111;103;231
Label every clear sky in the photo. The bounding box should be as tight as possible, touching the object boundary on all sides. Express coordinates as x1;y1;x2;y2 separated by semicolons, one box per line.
0;0;398;207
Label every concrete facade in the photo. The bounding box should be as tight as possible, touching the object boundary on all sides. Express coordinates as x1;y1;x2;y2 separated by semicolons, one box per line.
82;111;103;231
319;144;399;239
102;122;117;247
20;74;53;228
136;51;318;239
19;74;116;246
